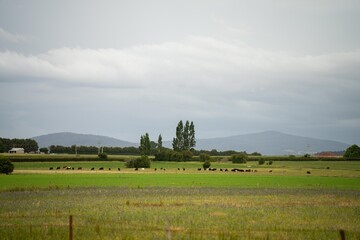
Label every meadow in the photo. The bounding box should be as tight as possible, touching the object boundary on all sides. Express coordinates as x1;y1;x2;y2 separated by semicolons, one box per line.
0;159;359;239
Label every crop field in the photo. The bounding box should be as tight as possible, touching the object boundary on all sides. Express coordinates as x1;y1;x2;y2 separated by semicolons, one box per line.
0;160;360;239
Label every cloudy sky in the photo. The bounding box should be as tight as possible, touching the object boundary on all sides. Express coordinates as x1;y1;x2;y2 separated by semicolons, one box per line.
0;0;359;145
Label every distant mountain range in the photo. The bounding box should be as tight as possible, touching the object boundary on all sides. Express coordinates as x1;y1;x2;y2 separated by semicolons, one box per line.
32;132;137;148
32;131;349;155
193;131;349;155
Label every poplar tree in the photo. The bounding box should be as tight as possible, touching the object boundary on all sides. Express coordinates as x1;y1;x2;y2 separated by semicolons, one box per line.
189;121;196;150
157;134;163;152
140;133;151;156
172;120;196;152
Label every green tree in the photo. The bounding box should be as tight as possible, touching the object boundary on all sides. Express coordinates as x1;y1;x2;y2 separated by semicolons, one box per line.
173;120;184;151
344;144;360;158
39;147;49;154
189;121;196;150
125;156;151;168
199;153;211;162
157;134;163;152
172;120;196;152
0;156;14;175
183;121;190;151
203;160;211;169
139;133;151;156
231;153;248;164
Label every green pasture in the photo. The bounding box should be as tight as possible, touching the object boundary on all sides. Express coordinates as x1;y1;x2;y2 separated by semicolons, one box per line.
1;187;359;239
1;160;360;239
1;173;360;191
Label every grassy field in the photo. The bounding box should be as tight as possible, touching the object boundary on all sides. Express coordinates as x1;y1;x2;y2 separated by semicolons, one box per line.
0;160;360;239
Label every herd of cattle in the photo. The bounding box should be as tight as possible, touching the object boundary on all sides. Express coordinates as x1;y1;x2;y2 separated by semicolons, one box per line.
47;166;309;174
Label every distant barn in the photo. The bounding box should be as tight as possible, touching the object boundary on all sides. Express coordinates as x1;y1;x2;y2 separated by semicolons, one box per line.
8;148;25;154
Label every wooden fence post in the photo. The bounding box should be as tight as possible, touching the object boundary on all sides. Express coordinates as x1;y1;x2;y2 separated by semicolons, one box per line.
69;215;73;240
339;229;346;240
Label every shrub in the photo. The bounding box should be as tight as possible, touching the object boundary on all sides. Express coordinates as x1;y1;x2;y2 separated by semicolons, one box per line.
268;160;273;165
258;158;265;165
203;160;211;169
154;149;193;162
0;156;14;175
231;153;247;164
199;153;211;162
98;153;108;159
126;156;150;168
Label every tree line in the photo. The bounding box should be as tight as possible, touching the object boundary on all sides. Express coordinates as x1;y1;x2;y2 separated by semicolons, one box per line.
0;138;38;153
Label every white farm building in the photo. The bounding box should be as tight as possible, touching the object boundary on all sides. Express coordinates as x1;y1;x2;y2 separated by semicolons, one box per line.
8;148;25;154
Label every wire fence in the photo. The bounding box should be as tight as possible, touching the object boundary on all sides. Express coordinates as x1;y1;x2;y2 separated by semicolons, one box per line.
0;214;352;240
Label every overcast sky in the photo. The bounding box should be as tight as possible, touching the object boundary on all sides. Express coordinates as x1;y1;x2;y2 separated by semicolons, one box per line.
0;0;359;145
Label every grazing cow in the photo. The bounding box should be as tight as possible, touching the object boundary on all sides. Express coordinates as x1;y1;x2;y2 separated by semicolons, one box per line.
56;167;61;170
91;168;95;170
307;171;311;174
99;167;104;170
231;168;237;172
109;168;111;171
160;168;163;170
49;167;53;170
254;170;258;172
245;169;251;172
220;168;223;171
66;167;71;170
163;168;166;171
135;168;138;171
72;167;75;170
238;169;244;172
78;167;82;170
224;169;228;172
211;168;217;171
154;168;157;171
178;168;180;171
183;168;185;171
118;168;121;171
269;170;273;173
197;168;201;171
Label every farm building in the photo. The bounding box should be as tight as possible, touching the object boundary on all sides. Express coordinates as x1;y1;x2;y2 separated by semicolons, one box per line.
8;148;25;154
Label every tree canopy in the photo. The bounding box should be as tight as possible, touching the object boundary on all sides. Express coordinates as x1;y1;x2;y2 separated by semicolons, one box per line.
172;120;196;152
344;144;360;158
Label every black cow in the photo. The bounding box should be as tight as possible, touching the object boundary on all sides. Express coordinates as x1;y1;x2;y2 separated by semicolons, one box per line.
99;167;104;170
197;168;201;171
154;168;157;171
307;171;311;174
183;168;185;171
91;168;95;170
78;167;82;170
56;167;61;170
135;168;138;171
109;168;111;171
49;167;53;170
118;168;121;171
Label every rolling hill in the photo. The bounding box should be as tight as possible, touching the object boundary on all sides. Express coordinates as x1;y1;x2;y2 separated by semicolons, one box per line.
193;131;349;155
32;132;138;148
32;131;349;155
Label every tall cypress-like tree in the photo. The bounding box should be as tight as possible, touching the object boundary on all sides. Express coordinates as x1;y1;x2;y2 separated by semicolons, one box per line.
157;134;163;152
172;120;195;152
183;121;190;151
140;133;151;156
172;120;184;151
189;121;196;150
